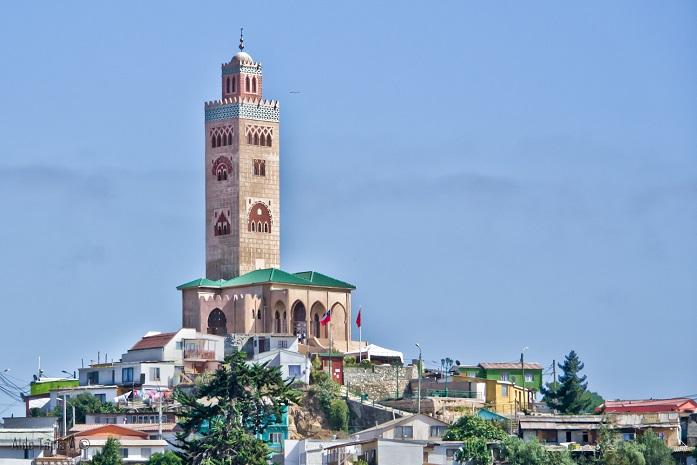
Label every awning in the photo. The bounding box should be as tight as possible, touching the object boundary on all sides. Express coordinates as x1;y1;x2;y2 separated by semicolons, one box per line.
345;344;403;363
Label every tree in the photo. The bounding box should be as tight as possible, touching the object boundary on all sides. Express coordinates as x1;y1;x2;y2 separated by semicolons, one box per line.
638;430;674;465
147;451;183;465
91;437;123;465
500;437;575;465
444;415;507;465
174;352;298;465
53;392;109;425
540;351;593;414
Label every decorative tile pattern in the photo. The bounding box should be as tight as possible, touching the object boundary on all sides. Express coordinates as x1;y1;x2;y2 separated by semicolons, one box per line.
205;103;279;122
222;64;263;76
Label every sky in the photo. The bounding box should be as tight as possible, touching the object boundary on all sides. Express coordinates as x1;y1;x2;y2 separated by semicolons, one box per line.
0;1;695;416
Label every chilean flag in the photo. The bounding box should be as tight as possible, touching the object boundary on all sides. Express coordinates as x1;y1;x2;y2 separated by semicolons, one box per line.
356;307;362;328
320;308;331;326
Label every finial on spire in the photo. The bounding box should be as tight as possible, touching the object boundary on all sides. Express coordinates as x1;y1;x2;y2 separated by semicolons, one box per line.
239;27;245;51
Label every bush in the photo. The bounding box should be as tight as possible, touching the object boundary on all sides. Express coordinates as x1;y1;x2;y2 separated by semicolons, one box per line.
443;415;507;441
147;451;183;465
500;437;575;465
328;398;349;432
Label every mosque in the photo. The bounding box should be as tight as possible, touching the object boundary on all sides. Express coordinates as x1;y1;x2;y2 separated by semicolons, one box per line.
178;35;358;353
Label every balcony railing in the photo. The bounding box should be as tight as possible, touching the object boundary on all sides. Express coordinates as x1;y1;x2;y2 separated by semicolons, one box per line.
184;349;216;360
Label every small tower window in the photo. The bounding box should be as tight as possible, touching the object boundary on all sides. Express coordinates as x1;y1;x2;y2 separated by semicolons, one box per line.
247;133;253;145
253;159;266;177
216;134;222;147
252;77;257;93
211;135;217;148
266;134;272;147
245;76;250;92
253;133;259;145
232;76;236;92
227;132;233;145
226;77;230;94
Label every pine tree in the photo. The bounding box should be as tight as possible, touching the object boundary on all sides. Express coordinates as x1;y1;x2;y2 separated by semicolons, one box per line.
91;437;123;465
174;351;299;465
540;350;592;414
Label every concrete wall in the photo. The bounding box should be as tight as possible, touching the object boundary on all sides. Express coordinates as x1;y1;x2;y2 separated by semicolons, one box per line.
376;441;424;465
347;399;402;433
344;365;417;400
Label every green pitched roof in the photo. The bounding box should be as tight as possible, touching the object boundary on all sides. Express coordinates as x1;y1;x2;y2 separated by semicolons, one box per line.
176;278;227;290
177;268;355;290
293;271;356;289
222;268;311;287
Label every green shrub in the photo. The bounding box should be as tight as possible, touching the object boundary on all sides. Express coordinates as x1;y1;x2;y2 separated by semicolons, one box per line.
328;398;349;432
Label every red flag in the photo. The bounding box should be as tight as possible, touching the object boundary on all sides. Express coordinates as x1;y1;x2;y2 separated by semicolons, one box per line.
320;308;331;326
356;308;362;328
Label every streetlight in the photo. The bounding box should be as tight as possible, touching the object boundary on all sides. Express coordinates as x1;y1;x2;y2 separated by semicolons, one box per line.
441;358;454;398
521;347;529;411
415;344;422;414
61;370;76;379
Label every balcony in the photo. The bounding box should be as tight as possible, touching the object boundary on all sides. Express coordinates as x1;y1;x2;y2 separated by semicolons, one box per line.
183;339;218;361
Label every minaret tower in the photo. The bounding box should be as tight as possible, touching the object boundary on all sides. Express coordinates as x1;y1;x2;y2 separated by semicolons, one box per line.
205;30;280;280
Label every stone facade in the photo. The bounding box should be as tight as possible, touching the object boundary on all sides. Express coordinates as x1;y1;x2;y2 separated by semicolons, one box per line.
344;365;417;401
181;283;353;352
205;48;280;280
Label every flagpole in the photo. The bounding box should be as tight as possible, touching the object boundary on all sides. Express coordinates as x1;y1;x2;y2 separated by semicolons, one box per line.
328;308;333;382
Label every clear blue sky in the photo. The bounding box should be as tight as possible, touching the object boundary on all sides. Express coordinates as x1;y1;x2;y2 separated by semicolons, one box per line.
1;1;695;415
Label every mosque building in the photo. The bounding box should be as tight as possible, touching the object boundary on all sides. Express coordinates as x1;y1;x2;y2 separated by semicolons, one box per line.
178;35;357;353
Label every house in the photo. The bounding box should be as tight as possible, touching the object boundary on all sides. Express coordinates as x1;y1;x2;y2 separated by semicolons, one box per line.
459;362;544;393
283;438;348;465
608;412;682;447
77;328;225;395
255;405;288;456
424;441;471;465
47;385;120;412
324;438;425;465
71;424;167;463
352;414;451;442
453;374;533;415
519;415;603;445
251;349;310;384
22;377;79;416
597;398;697;414
0;417;57;462
71;421;179;448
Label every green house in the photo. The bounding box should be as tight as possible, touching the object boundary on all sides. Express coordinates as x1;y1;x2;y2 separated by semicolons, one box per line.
29;378;79;396
459;362;544;392
257;405;288;454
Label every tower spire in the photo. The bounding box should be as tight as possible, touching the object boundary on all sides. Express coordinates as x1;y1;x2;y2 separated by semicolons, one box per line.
239;27;245;51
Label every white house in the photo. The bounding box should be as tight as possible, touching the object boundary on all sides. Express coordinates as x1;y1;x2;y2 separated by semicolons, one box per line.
0;417;57;463
74;424;166;463
47;385;119;412
352;414;450;442
251;348;311;384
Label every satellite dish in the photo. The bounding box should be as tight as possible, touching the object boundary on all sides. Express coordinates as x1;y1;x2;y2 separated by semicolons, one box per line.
32;375;38;381
455;360;461;366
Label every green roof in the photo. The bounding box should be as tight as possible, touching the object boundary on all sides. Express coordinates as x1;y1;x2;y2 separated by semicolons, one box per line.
177;268;355;291
176;278;227;290
293;271;356;290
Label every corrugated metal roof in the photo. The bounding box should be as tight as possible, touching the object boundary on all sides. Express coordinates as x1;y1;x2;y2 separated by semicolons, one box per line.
479;362;544;370
599;398;697;413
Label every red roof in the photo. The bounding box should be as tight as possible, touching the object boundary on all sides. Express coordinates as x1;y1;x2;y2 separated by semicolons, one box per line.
130;332;177;350
597;398;697;414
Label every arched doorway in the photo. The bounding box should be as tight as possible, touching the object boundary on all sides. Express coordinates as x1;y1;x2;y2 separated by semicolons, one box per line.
330;303;347;342
292;301;306;338
310;302;326;339
207;308;227;336
274;301;286;334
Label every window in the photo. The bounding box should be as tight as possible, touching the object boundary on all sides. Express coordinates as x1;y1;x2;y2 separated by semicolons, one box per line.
288;364;302;378
394;425;413;439
150;367;161;382
95;394;106;403
430;425;447;437
232;76;236;92
467;371;478;378
247;202;272;234
269;432;283;444
622;433;636;441
122;367;134;383
657;432;665;441
111;370;115;384
121;448;129;458
253;159;266;176
582;431;589;444
525;373;533;382
252;77;257;93
500;372;509;382
501;384;509;396
87;371;99;385
226;77;230;93
245;76;250;92
446;448;458;459
176;341;183;350
141;448;151;459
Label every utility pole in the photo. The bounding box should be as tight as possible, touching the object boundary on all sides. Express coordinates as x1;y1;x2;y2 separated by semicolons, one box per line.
415;344;422;415
552;360;557;385
62;394;67;437
395;363;400;399
158;389;163;440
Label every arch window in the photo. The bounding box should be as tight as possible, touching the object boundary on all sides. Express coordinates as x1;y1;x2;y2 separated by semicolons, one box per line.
211;135;217;148
252;77;257;93
245;76;250;92
245;125;273;147
247;202;272;233
211;156;233;181
232;76;236;92
214;210;231;236
253;159;266;177
210;126;234;149
226;77;230;93
207;308;227;336
253;133;259;145
274;311;281;333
